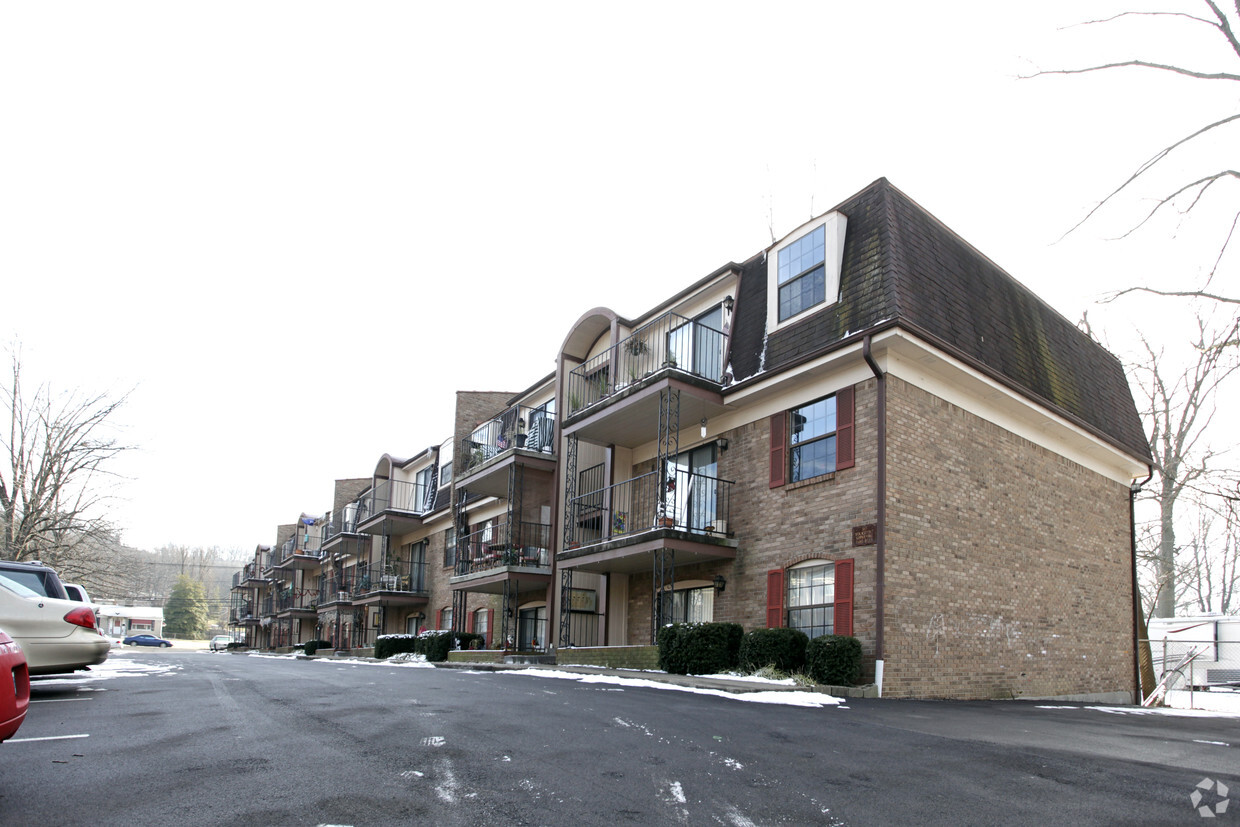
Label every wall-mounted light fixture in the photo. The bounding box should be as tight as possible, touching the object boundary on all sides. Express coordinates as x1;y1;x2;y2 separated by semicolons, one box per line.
713;574;727;593
716;438;729;452
700;417;708;439
724;295;735;312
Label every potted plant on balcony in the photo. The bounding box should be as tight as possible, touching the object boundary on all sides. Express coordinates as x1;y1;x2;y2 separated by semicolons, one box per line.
624;336;649;356
515;419;527;449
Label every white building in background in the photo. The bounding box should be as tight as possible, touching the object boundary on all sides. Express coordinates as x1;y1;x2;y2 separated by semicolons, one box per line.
98;605;165;638
1147;614;1240;690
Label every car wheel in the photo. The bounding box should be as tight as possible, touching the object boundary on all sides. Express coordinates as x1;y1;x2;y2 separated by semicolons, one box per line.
161;642;170;648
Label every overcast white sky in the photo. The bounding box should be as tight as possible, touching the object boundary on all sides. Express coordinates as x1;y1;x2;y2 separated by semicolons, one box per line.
2;1;1235;555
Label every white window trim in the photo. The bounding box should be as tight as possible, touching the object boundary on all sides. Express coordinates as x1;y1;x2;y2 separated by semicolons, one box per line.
766;212;848;334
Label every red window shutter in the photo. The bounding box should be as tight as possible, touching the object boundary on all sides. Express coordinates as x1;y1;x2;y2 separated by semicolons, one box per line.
486;609;495;647
834;558;854;637
769;413;787;488
766;569;785;628
466;609;475;633
436;608;443;630
835;385;855;471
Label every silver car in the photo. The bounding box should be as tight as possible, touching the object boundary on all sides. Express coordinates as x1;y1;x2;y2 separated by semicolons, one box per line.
0;575;109;675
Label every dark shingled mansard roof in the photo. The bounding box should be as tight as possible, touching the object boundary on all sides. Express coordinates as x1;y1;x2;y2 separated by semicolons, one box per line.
727;178;1151;464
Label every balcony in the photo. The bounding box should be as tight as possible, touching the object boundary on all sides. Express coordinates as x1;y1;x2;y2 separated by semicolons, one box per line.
274;530;324;569
275;584;319;617
322;502;364;552
357;479;432;536
241;563;267;585
261;595;276;617
352;559;430;608
450;521;553;595
231;571;243;590
564;311;728;448
457;403;558;499
317;576;357;608
561;467;737;574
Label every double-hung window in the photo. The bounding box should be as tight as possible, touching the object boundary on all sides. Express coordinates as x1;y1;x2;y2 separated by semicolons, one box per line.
769;385;854;488
777;225;826;322
787;561;835;638
443;527;456;568
790;395;838;482
766;559;854;637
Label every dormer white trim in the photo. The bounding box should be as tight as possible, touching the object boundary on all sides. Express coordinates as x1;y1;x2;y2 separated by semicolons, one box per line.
766;211;847;335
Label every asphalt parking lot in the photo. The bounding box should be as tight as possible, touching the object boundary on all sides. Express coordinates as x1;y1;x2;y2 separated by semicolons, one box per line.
4;649;1239;825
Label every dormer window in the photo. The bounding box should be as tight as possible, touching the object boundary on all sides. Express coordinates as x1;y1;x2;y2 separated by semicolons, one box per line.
778;225;826;322
766;212;847;332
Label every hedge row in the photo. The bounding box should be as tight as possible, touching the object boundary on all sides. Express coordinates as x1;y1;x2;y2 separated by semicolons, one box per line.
656;622;862;685
302;639;332;656
374;631;484;661
657;622;742;675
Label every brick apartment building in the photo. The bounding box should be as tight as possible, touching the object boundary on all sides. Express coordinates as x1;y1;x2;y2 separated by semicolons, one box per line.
232;178;1151;700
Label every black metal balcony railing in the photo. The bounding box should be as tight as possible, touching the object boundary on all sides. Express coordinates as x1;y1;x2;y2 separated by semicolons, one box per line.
566;311;727;417
279;530;323;560
261;596;275;616
353;558;429;596
461;403;557;475
565;467;733;548
275;585;319;612
361;478;433;519
318;575;356;605
232;571;242;589
455;521;553;575
323;501;363;544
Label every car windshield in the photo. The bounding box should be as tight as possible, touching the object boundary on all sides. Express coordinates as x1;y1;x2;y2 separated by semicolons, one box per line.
0;572;41;599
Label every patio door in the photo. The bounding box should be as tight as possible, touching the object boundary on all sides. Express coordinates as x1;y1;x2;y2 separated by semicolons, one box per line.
666;306;724;380
666;443;718;531
518;605;547;651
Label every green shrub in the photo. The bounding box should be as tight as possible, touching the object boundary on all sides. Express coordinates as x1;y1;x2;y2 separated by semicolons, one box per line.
225;641;246;651
374;634;419;659
656;624;685;673
806;635;862;686
740;627;809;673
303;639;333;656
657;622;742;675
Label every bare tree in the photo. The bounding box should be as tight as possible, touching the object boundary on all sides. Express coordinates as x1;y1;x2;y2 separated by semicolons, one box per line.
1174;479;1240;613
1;348;132;563
1033;0;1240;305
1132;315;1240;616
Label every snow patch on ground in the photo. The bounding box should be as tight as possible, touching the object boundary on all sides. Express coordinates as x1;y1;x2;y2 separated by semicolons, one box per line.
499;669;845;707
32;653;180;686
1038;700;1240;718
693;672;798;687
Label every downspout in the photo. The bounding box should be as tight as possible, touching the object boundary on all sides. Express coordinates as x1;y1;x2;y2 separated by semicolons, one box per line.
1131;468;1154;702
549;352;565;653
863;335;886;697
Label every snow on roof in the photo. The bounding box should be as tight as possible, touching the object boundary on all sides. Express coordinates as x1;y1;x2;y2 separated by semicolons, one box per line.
98;605;165;620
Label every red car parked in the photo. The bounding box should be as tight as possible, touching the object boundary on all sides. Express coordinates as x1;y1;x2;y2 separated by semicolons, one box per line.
0;626;30;742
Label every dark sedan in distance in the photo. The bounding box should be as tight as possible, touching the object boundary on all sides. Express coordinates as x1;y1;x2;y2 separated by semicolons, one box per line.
123;634;172;648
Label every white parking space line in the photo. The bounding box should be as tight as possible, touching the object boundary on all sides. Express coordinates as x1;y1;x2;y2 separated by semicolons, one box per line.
30;698;94;703
5;734;90;743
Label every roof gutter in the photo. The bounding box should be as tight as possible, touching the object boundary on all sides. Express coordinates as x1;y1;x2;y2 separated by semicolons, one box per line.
863;335;886;682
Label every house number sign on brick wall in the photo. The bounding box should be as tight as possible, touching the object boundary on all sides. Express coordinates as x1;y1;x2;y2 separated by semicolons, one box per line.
852;524;877;547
